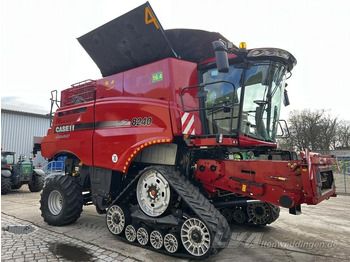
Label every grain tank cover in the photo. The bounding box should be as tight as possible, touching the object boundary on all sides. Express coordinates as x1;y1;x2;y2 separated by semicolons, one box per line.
164;29;229;64
78;2;177;77
78;2;232;77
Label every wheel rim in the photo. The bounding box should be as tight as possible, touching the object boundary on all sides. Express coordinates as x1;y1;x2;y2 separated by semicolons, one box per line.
233;209;246;224
181;218;211;257
106;205;126;235
150;230;163;249
48;190;63;215
221;208;234;222
136;169;171;217
125;225;137;242
137;227;149;245
164;233;179;253
247;203;271;225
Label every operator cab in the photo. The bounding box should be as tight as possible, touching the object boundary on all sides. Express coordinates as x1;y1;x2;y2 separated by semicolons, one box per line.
182;42;296;147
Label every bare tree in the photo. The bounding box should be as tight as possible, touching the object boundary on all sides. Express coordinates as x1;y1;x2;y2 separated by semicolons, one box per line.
278;109;339;151
336;121;350;149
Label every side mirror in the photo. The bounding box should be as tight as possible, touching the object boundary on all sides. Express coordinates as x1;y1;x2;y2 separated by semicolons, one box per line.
212;40;229;73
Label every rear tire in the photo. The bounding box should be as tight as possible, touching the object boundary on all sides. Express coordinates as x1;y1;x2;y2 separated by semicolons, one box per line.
29;173;45;192
1;177;11;195
40;175;83;226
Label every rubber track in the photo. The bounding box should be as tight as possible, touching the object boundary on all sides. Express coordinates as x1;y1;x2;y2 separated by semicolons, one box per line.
112;172;142;205
157;166;232;254
110;165;232;257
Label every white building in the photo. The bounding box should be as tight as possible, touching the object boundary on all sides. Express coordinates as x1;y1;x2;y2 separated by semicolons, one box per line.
1;104;50;166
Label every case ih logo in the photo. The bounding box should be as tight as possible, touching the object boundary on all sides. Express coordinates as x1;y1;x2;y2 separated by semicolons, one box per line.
181;112;195;135
55;125;74;133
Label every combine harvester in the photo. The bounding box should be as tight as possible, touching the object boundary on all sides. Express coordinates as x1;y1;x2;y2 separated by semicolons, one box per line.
38;2;336;258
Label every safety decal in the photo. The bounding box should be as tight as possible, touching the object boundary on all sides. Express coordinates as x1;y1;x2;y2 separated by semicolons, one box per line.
112;154;118;163
104;79;115;90
181;112;195;135
152;72;163;82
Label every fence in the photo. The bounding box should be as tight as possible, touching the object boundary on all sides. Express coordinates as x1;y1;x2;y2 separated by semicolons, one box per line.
333;161;350;194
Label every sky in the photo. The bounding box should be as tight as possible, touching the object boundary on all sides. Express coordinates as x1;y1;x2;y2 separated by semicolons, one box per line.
1;0;349;121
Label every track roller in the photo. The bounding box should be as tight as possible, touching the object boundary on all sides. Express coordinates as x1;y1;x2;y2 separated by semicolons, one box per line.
221;208;234;223
164;233;179;254
106;205;129;235
233;208;246;224
181;217;211;257
137;227;150;246
125;225;137;242
150;230;164;249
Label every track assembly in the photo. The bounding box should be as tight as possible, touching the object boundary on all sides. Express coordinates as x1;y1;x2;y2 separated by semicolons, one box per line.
107;166;231;258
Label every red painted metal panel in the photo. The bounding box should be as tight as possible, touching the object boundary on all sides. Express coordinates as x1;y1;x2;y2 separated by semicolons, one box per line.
93;97;174;172
41;102;95;166
194;158;336;208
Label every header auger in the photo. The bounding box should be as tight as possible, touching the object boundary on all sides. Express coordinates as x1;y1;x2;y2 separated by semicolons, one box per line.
38;2;336;258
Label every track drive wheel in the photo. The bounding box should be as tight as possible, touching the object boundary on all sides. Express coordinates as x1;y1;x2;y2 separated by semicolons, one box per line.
40;175;83;226
136;167;171;217
181;217;211;257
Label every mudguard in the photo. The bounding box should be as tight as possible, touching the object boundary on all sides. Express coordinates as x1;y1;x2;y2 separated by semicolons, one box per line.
33;169;45;176
1;170;12;178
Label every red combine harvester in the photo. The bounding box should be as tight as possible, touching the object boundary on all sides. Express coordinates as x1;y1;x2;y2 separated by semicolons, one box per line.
38;2;336;258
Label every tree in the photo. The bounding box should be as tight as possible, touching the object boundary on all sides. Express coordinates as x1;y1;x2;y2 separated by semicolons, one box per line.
278;109;339;151
336;121;350;149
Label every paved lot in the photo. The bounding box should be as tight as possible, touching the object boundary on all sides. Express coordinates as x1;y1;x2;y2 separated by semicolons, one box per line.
1;187;349;262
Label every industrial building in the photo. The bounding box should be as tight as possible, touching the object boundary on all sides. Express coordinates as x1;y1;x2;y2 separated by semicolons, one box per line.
1;104;50;166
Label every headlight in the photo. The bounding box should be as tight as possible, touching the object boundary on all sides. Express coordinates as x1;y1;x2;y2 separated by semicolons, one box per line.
248;48;290;60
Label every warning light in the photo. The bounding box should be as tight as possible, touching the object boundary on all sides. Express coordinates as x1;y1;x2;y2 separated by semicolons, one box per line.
239;42;247;51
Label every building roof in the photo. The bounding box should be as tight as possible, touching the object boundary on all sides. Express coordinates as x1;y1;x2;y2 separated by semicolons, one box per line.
1;103;49;118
